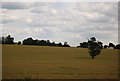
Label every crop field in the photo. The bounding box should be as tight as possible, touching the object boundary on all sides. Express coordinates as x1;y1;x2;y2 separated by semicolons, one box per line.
2;45;118;79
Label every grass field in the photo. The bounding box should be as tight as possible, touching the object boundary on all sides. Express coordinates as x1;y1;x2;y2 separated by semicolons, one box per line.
2;45;118;79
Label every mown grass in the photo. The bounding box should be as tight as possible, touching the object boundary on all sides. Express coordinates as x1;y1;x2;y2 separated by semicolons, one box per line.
2;45;118;79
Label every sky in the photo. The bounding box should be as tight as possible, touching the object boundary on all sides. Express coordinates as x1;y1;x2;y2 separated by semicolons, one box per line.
0;2;118;46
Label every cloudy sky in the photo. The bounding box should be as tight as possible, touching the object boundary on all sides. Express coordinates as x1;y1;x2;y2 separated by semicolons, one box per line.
1;2;118;46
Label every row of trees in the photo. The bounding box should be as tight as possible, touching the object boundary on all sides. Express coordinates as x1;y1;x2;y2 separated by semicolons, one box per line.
23;37;70;47
104;43;120;49
0;35;70;47
0;35;120;49
77;40;120;49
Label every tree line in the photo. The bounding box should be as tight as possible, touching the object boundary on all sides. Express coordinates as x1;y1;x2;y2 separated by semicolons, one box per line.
23;37;70;47
0;35;70;47
77;40;120;49
0;35;120;49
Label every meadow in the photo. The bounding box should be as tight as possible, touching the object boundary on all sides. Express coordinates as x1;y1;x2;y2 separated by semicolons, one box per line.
2;45;118;79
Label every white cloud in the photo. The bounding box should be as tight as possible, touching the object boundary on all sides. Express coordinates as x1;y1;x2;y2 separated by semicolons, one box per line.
52;9;58;15
25;18;32;23
2;13;20;23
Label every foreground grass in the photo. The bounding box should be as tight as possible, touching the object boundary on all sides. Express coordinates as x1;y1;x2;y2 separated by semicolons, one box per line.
2;45;118;79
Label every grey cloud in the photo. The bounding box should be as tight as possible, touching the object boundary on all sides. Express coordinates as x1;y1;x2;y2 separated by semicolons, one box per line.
2;2;32;10
30;2;54;13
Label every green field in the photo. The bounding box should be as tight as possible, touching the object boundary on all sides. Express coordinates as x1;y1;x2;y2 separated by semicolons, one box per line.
2;45;118;79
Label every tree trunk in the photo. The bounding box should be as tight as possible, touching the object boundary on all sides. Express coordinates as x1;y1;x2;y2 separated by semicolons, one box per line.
92;56;94;59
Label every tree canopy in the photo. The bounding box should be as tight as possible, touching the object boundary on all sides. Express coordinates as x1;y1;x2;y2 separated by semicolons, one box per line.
23;37;70;47
1;35;14;44
88;37;102;59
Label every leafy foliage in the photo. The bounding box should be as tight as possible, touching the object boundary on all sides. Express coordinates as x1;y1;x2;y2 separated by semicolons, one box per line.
1;35;14;44
23;37;70;47
18;41;21;45
88;37;102;59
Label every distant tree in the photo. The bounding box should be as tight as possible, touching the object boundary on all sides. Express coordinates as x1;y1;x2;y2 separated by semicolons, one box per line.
3;35;14;44
40;40;47;46
51;42;56;46
23;37;34;45
63;42;70;47
0;35;14;44
90;37;96;41
18;41;21;45
6;35;14;44
47;40;50;43
57;42;63;47
2;37;5;44
64;42;67;45
98;41;103;48
80;42;88;48
104;45;109;49
115;44;120;49
88;37;102;59
46;40;51;46
34;40;39;45
109;43;115;49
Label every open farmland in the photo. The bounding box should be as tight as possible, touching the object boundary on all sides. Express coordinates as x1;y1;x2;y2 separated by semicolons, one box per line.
2;45;118;79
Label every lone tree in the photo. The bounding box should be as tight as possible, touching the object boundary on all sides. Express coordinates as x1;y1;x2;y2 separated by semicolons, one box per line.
88;37;102;59
18;41;21;45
